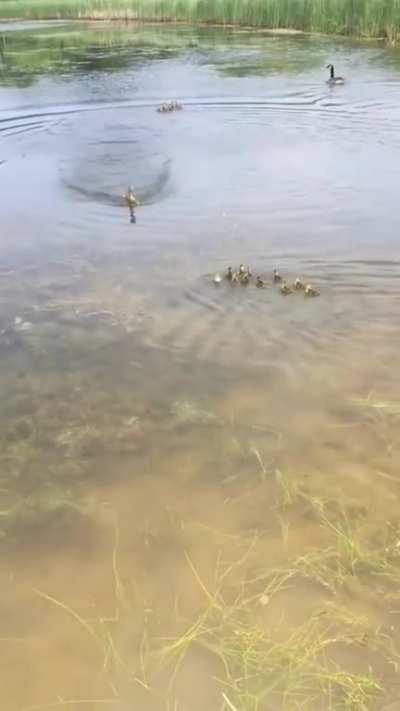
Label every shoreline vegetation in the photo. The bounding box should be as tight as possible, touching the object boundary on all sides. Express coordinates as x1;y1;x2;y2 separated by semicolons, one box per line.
0;0;400;43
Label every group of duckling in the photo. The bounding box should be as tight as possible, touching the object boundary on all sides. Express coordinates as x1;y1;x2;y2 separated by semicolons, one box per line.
157;101;183;113
213;265;320;297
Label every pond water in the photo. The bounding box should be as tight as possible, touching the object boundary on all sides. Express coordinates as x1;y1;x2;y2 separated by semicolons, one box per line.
2;20;400;711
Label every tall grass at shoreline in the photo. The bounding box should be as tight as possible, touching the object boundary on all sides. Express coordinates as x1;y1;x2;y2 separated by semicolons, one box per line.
1;0;400;41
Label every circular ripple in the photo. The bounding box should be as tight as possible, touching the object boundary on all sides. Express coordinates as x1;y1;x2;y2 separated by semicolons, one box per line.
60;121;172;206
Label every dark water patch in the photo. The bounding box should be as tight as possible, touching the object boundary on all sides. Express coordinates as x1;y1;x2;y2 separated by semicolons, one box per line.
60;124;172;207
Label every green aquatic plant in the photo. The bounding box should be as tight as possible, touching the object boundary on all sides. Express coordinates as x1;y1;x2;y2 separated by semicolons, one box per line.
1;0;400;41
0;23;187;85
23;511;400;711
158;553;387;711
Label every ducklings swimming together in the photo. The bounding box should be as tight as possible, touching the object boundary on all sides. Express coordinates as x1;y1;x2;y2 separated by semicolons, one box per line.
157;101;183;113
275;272;320;298
225;264;252;285
211;264;320;298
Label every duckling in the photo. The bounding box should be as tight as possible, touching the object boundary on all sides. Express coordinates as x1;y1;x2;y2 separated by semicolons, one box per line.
280;281;293;295
213;273;222;285
256;276;266;288
157;103;168;113
239;271;251;285
239;264;246;275
326;64;345;85
305;284;320;297
226;266;234;281
293;278;305;291
273;269;283;283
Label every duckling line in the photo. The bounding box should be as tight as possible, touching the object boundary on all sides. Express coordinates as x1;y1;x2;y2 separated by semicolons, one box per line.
213;266;320;297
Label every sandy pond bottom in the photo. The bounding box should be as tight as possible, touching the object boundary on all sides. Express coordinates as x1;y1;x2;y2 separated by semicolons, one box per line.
2;263;400;711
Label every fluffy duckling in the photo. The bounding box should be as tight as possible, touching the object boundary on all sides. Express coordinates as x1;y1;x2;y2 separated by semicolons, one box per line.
256;276;266;288
213;273;222;285
226;266;234;281
280;281;293;295
273;269;283;283
239;264;246;275
293;278;305;291
305;284;320;297
326;64;345;85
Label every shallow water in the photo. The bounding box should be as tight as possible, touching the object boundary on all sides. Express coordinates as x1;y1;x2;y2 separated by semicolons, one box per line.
2;20;400;711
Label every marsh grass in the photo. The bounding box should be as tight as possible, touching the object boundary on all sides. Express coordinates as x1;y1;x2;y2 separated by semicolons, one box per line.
30;500;400;711
158;554;388;711
272;470;400;599
1;0;400;41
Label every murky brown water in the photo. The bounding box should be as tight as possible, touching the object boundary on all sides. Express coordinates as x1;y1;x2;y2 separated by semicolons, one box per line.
2;21;400;711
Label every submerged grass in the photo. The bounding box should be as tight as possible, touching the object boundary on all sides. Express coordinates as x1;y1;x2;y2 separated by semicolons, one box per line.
1;0;400;41
27;490;400;710
33;513;400;710
158;553;390;711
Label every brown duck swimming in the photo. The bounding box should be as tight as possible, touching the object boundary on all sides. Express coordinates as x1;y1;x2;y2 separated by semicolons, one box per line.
123;185;139;208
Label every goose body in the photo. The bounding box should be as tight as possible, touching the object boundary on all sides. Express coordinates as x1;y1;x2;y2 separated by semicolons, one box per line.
326;64;345;85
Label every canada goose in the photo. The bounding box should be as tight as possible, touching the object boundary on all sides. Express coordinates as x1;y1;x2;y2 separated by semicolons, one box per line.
326;64;345;85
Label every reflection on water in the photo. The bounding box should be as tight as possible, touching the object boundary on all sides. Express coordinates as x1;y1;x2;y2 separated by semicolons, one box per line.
2;20;400;711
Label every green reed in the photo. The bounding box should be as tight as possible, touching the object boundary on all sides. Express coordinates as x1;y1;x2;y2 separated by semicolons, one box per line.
1;0;400;41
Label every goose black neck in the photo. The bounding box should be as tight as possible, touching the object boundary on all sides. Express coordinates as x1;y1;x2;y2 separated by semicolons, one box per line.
330;65;334;79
